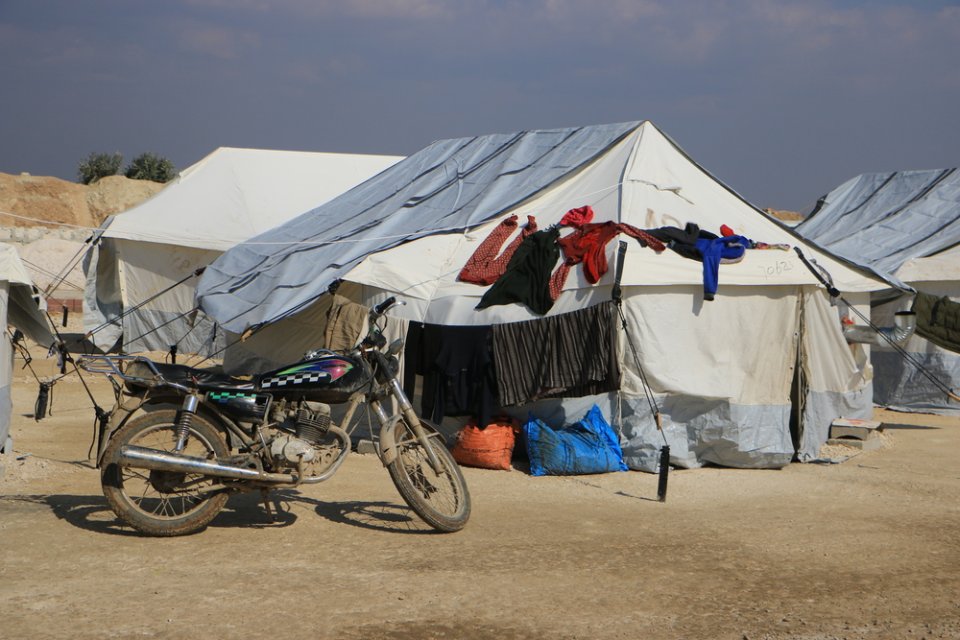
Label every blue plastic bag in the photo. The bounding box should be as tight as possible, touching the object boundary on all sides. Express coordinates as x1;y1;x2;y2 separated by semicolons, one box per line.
523;405;627;476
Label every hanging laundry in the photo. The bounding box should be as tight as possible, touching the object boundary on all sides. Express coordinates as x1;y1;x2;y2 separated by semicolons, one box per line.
559;205;595;228
476;227;562;315
720;223;790;250
646;223;750;301
459;214;538;285
695;234;751;301
557;221;666;285
324;294;367;350
406;324;499;428
492;301;620;406
912;291;960;353
752;242;791;251
646;222;704;260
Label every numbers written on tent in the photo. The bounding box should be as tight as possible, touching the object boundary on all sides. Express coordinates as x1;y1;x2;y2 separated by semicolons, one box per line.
758;260;793;278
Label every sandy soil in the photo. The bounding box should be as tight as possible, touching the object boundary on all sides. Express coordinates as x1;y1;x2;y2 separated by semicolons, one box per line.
1;355;959;640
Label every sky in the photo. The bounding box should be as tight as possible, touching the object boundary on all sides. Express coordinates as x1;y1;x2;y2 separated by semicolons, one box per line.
1;0;958;212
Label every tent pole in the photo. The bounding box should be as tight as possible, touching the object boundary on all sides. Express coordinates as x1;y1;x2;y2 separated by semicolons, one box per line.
612;241;670;501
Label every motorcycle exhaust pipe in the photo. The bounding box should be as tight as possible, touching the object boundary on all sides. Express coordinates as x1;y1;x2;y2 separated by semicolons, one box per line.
117;445;298;484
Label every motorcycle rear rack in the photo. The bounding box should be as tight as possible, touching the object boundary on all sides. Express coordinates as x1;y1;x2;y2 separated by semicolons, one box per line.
77;355;189;392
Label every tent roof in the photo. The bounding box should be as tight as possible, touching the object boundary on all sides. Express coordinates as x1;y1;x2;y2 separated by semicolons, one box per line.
102;147;403;251
197;121;889;333
0;243;38;287
0;243;55;346
795;169;960;282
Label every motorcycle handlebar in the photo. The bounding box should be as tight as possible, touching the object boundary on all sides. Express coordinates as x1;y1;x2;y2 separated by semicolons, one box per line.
373;296;397;316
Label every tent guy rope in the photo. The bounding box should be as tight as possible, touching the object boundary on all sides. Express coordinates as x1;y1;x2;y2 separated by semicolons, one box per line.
793;247;960;404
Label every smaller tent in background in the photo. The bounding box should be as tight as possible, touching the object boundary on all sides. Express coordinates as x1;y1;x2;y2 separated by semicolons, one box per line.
1;243;55;453
794;169;960;414
83;147;403;357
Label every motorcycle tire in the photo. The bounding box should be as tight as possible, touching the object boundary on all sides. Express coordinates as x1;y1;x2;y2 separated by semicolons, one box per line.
101;409;230;537
386;417;471;532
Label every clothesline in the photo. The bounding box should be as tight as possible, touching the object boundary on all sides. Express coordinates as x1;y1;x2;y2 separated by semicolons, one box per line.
0;181;629;246
0;209;99;230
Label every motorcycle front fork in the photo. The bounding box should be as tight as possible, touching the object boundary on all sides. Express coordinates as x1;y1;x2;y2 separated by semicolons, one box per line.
371;379;444;474
173;393;201;452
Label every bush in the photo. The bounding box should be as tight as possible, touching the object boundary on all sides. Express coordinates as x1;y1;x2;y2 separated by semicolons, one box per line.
124;153;176;183
77;152;123;184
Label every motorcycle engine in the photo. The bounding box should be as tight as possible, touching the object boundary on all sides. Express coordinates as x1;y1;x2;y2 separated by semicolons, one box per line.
269;401;333;465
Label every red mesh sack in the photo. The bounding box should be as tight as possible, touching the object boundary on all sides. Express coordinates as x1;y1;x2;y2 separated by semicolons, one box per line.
452;418;517;471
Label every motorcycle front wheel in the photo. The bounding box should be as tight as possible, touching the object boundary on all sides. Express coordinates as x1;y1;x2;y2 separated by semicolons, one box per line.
386;418;471;532
100;409;230;536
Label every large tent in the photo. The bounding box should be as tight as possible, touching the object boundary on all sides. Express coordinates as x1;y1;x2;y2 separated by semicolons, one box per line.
197;121;890;470
794;169;960;414
83;147;403;356
1;243;55;453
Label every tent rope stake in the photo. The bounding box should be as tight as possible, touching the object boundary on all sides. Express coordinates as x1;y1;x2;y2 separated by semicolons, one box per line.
793;247;960;404
613;241;670;502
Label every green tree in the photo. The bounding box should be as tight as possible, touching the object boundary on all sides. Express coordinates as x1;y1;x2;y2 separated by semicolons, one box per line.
124;152;176;183
77;151;123;184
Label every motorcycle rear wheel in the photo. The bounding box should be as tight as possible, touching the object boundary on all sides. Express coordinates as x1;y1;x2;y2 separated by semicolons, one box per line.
386;418;471;532
101;409;230;536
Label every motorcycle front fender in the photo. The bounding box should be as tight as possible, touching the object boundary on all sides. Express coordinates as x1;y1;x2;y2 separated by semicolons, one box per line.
378;417;444;467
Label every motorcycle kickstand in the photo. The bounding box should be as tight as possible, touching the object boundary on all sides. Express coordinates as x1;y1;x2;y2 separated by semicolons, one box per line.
260;489;277;523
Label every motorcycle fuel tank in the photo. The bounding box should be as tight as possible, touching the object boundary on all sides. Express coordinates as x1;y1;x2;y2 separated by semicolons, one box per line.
257;353;370;403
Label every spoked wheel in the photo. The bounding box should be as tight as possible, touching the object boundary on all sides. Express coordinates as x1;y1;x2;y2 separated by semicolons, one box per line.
385;418;471;532
101;409;230;536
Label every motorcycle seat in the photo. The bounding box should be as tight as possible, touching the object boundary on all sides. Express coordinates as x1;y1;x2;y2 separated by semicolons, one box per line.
124;361;255;392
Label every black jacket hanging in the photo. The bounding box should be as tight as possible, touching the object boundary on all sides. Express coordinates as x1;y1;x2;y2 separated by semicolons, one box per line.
476;228;561;315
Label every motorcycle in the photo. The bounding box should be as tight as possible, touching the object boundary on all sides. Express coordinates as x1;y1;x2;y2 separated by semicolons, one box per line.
78;297;471;536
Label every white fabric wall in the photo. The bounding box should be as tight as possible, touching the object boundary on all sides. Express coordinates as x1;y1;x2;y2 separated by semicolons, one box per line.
615;284;799;470
797;289;873;461
114;239;222;355
619;285;799;403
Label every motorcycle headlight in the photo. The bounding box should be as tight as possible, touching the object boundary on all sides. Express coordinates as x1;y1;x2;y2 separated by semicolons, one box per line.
386;355;400;377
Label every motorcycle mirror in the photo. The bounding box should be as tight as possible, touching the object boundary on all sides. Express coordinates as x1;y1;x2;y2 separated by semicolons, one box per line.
386;338;404;356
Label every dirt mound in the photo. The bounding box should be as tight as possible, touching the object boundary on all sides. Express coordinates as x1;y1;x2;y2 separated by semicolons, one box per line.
0;172;164;230
764;207;805;223
0;173;90;229
18;237;87;293
86;175;164;225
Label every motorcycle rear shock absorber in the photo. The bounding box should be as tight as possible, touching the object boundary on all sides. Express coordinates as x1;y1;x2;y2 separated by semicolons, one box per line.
174;393;200;452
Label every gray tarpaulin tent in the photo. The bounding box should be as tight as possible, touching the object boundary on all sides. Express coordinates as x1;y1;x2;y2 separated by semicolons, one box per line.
1;244;55;454
197;121;889;470
795;169;960;414
84;147;402;356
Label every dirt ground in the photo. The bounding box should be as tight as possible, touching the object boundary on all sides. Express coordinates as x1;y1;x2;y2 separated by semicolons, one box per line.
1;356;959;640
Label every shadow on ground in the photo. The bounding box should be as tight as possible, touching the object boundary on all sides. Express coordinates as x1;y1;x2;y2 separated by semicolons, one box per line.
2;489;437;537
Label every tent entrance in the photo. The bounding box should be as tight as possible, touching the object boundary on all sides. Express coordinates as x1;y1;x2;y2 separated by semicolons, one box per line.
789;292;807;460
788;352;807;460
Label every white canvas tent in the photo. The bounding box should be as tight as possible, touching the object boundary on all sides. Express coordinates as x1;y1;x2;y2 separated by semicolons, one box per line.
196;121;890;470
84;147;403;356
1;243;55;453
795;169;960;414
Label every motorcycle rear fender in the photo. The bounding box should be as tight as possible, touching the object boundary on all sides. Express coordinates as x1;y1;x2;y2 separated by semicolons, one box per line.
378;416;443;467
96;392;234;466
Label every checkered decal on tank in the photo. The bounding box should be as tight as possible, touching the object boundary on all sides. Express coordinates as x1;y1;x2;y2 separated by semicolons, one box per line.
261;371;331;388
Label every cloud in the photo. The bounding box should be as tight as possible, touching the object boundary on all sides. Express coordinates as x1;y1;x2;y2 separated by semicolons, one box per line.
175;23;262;59
180;0;453;19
